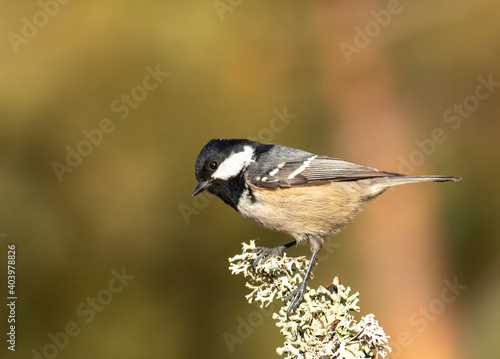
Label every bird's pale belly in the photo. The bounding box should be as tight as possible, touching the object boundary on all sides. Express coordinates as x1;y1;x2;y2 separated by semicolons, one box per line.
237;181;375;242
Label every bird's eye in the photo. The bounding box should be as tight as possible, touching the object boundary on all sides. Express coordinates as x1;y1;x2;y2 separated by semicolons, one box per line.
208;160;219;171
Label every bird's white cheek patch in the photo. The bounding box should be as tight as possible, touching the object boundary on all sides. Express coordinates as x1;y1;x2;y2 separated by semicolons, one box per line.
212;145;255;180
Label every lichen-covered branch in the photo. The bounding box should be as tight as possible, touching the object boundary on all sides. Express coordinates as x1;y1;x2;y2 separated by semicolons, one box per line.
228;240;391;359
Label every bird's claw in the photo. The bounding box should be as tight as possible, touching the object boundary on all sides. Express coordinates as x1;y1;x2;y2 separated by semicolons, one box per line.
252;245;286;268
285;281;307;316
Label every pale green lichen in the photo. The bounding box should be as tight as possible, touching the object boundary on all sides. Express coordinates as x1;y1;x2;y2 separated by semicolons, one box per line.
228;240;391;359
228;240;311;308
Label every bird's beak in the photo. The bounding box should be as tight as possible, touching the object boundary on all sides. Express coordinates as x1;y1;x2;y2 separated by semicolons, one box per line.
192;181;211;197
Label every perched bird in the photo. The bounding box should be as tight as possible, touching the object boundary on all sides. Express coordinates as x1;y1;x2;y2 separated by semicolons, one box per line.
192;138;461;315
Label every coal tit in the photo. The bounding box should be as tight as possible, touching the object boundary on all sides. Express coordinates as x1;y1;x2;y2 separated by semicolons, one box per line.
192;138;461;315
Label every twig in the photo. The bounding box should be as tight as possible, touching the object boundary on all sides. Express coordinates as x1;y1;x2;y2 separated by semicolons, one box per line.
228;240;391;359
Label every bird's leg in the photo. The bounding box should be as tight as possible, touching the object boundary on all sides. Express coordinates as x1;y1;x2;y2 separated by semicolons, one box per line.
253;240;296;267
285;250;319;316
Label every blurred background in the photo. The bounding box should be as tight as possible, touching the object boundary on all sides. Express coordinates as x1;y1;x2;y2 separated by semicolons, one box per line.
1;1;499;358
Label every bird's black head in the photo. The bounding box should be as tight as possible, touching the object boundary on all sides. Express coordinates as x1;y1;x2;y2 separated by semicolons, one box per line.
192;139;257;208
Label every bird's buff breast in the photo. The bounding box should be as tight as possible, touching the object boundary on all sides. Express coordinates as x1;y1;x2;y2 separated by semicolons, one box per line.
236;181;367;241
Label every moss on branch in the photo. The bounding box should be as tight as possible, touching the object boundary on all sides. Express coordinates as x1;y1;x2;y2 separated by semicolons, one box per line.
229;240;391;359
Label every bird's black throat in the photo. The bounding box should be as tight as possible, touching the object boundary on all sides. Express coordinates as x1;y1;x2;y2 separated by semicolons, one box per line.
209;173;252;210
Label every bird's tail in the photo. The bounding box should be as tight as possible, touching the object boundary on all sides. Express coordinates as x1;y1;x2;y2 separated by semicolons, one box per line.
372;173;461;189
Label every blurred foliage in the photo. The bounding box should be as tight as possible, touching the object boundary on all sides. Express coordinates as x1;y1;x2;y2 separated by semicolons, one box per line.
0;1;499;358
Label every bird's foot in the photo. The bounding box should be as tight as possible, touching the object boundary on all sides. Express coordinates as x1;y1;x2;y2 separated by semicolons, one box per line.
252;245;286;267
285;280;307;316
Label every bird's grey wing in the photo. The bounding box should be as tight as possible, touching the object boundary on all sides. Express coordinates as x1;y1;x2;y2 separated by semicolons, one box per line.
248;155;398;188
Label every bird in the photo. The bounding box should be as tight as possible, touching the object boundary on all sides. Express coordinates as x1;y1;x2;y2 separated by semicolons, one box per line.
192;138;461;315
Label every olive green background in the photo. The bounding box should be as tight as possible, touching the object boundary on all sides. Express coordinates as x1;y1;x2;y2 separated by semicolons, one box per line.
1;1;499;358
